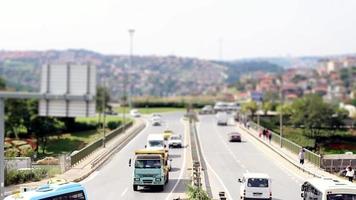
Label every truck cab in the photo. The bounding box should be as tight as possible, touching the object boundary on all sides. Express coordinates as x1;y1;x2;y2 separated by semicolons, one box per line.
132;149;170;191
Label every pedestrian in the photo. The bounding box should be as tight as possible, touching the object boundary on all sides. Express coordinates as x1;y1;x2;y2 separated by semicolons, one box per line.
299;148;305;165
346;166;355;182
267;130;272;143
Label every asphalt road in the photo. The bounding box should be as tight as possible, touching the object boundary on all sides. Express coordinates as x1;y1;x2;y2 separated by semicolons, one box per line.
82;112;188;200
197;114;305;200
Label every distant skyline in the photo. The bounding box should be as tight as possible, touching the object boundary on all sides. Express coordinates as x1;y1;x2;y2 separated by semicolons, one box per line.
1;0;356;60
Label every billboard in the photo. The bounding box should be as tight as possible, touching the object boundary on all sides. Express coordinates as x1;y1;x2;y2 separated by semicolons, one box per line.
39;64;96;117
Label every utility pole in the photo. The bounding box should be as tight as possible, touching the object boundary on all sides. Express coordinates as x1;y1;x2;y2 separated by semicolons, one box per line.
279;77;284;148
218;38;223;61
102;82;107;148
0;99;4;200
128;29;135;110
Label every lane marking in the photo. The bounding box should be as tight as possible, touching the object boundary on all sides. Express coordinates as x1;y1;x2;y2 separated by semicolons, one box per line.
165;117;188;200
196;122;234;200
121;187;128;197
236;125;307;182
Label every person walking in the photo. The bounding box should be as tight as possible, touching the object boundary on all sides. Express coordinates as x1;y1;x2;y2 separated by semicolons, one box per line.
346;166;355;182
299;148;305;165
267;129;272;143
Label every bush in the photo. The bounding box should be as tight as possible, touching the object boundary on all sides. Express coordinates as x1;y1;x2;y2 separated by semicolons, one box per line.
70;122;98;132
5;168;48;186
5;148;20;157
18;145;34;157
186;185;211;200
107;121;121;130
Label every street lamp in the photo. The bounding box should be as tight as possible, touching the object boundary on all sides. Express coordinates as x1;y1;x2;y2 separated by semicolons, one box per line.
277;77;284;148
128;29;135;110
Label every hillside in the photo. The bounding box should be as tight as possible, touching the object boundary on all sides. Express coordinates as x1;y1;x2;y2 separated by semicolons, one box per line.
0;49;282;98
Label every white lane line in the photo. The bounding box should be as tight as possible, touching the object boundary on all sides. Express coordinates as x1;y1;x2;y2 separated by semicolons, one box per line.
121;187;128;197
196;122;234;200
165;117;188;200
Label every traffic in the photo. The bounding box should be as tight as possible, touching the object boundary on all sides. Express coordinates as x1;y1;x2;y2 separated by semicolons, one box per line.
4;110;356;200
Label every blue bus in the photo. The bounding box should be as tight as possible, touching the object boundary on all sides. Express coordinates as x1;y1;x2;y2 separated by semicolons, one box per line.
5;180;88;200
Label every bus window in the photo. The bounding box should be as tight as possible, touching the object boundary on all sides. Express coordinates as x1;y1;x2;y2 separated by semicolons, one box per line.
40;191;86;200
327;194;356;200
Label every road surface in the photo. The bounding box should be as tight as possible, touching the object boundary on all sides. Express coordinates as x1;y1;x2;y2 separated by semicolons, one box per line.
197;114;307;200
82;112;188;200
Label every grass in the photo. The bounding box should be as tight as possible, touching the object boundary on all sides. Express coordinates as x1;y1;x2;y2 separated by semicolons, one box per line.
115;106;185;114
76;115;125;123
39;115;129;156
258;118;355;154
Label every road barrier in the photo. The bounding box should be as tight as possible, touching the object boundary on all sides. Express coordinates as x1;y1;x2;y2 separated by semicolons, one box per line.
188;111;214;199
70;122;133;166
248;121;321;168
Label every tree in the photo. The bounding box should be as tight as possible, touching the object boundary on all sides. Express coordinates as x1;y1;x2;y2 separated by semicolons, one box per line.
262;101;273;115
0;76;6;90
30;117;64;153
96;86;111;125
242;100;258;119
5;99;36;138
289;95;335;149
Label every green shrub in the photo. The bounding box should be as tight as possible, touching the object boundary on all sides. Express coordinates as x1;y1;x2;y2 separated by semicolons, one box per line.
4;142;12;149
186;185;211;200
19;145;34;157
5;168;48;186
107;121;121;130
5;148;20;157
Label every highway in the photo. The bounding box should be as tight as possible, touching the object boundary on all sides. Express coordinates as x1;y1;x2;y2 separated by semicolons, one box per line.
82;112;188;200
197;114;307;200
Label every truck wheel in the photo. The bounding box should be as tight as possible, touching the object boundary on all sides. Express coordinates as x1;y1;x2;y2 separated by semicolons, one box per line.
157;185;164;191
133;185;138;191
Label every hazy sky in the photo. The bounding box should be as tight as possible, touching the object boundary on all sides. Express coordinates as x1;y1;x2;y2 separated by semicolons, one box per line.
1;0;356;60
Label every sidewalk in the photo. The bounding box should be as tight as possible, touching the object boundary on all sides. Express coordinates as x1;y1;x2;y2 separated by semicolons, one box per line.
5;119;145;195
236;122;341;180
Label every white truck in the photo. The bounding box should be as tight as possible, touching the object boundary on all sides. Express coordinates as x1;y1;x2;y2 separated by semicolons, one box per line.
216;112;228;126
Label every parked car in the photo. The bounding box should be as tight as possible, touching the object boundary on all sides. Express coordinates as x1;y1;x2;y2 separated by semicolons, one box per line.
229;132;241;142
168;135;183;148
130;109;141;117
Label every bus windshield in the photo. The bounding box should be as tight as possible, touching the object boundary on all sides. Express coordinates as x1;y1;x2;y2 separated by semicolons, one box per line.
135;160;161;169
327;194;356;200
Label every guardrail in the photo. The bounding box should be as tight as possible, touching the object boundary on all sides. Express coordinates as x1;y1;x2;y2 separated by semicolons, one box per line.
70;122;133;166
248;121;321;168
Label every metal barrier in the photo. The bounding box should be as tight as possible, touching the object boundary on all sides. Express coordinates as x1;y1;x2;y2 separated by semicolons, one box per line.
249;121;321;167
70;122;133;166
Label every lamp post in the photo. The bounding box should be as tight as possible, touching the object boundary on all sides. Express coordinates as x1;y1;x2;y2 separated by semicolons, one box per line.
278;77;284;148
128;29;135;110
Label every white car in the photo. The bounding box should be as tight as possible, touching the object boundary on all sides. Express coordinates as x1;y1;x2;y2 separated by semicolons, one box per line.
130;109;141;117
238;173;272;200
168;135;183;148
151;116;162;126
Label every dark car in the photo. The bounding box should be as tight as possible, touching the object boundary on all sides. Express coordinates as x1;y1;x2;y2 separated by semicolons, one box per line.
229;132;241;142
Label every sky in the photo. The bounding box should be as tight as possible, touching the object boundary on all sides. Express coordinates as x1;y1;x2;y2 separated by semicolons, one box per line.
1;0;356;60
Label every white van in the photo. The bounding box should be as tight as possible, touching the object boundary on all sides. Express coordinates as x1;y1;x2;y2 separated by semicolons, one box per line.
216;112;228;126
146;134;165;150
238;173;272;200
